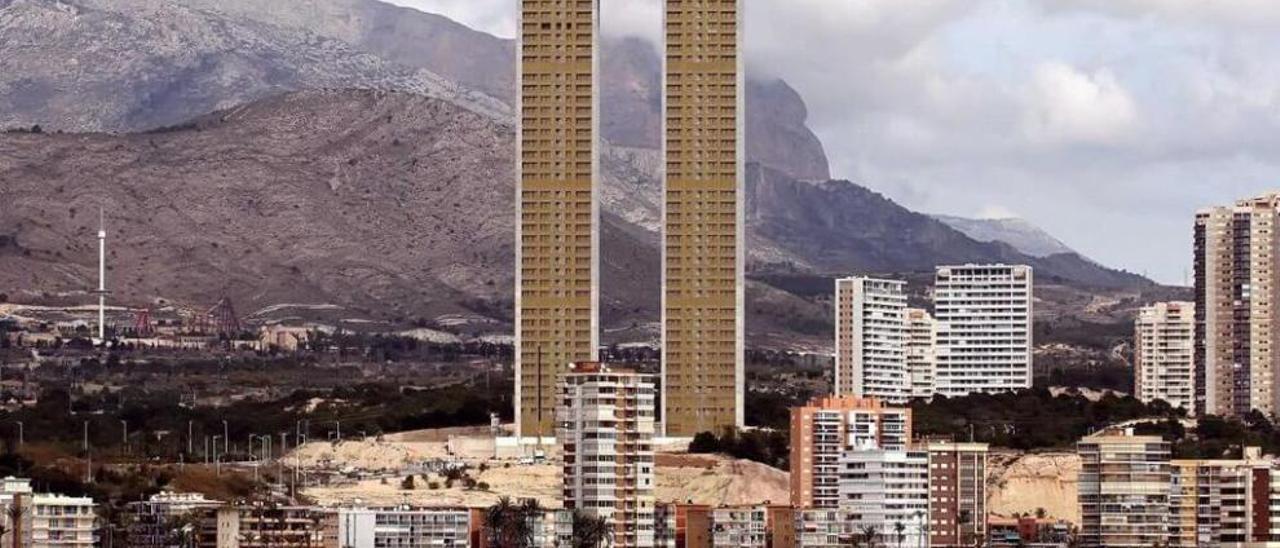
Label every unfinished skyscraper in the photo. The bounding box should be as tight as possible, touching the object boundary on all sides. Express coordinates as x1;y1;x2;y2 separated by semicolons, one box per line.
515;0;600;438
661;0;744;438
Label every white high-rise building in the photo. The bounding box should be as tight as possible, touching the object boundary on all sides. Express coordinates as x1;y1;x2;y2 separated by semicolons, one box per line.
837;448;930;548
558;362;656;548
834;277;908;403
904;308;936;399
1135;302;1195;412
933;265;1034;397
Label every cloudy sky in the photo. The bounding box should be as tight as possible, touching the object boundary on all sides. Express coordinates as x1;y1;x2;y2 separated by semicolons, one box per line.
391;0;1280;284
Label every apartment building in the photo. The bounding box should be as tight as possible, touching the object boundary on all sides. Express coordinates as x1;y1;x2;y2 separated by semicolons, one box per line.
837;448;929;547
557;362;657;548
515;0;601;439
926;441;989;548
833;277;909;402
334;506;480;548
933;264;1034;397
192;505;332;548
905;308;937;399
1195;193;1280;418
127;491;223;548
0;477;96;548
661;0;745;438
1135;302;1196;411
793;509;846;548
789;396;912;509
1077;429;1172;547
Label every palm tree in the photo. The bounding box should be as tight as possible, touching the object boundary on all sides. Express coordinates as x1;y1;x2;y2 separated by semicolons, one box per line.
6;502;25;548
570;510;613;548
485;497;539;548
860;525;879;548
893;521;906;548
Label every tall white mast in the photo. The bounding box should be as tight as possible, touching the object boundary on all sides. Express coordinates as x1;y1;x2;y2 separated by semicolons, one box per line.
97;208;106;341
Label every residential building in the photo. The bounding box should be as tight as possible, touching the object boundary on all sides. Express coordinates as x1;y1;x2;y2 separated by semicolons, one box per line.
515;0;601;439
905;308;937;399
789;397;912;509
834;277;909;402
191;505;332;548
837;448;929;547
1168;448;1279;547
661;0;745;438
986;516;1071;547
793;509;846;548
557;362;657;548
1076;429;1171;547
926;441;989;548
0;477;96;548
1195;193;1280;418
127;491;223;548
933;264;1034;397
1134;302;1196;411
29;494;96;548
334;506;479;548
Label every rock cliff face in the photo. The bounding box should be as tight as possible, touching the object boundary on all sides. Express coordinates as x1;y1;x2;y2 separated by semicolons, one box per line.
0;0;1153;347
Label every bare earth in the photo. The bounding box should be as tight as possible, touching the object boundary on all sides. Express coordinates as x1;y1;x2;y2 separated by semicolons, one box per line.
292;428;1075;519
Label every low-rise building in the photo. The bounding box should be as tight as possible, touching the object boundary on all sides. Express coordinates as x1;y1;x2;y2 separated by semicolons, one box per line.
0;477;96;548
127;491;223;548
191;505;333;548
335;506;480;548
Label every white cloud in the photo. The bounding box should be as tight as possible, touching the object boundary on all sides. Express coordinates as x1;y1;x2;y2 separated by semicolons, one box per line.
384;0;515;38
1022;62;1139;146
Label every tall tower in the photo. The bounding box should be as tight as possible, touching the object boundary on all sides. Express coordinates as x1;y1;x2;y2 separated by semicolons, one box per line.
661;0;745;437
515;0;600;439
97;208;107;341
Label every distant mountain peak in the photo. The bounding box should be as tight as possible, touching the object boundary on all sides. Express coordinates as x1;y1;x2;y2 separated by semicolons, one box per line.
933;214;1077;259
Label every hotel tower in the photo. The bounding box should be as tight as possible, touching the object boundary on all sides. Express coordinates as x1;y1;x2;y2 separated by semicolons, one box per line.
515;0;600;438
661;0;745;437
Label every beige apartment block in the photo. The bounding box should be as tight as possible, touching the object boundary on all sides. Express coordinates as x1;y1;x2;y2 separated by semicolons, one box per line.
516;0;601;438
661;0;745;438
788;396;912;509
1195;192;1280;418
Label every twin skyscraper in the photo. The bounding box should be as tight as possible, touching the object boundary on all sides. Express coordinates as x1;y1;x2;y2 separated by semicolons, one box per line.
515;0;744;439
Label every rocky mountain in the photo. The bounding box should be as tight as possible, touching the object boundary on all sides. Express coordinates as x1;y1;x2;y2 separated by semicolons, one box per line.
0;0;508;132
0;91;1150;343
0;0;1156;348
934;215;1078;258
0;0;830;183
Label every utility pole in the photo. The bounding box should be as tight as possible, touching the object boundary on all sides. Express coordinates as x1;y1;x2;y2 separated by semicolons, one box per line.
187;421;194;455
212;435;221;476
221;420;229;455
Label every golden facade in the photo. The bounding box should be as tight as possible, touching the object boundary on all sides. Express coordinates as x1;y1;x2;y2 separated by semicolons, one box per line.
516;0;599;438
662;0;744;437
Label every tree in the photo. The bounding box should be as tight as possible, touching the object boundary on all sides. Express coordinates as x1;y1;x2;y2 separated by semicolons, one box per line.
6;502;26;548
570;510;613;548
893;521;906;548
400;475;416;490
860;525;879;548
485;497;537;548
